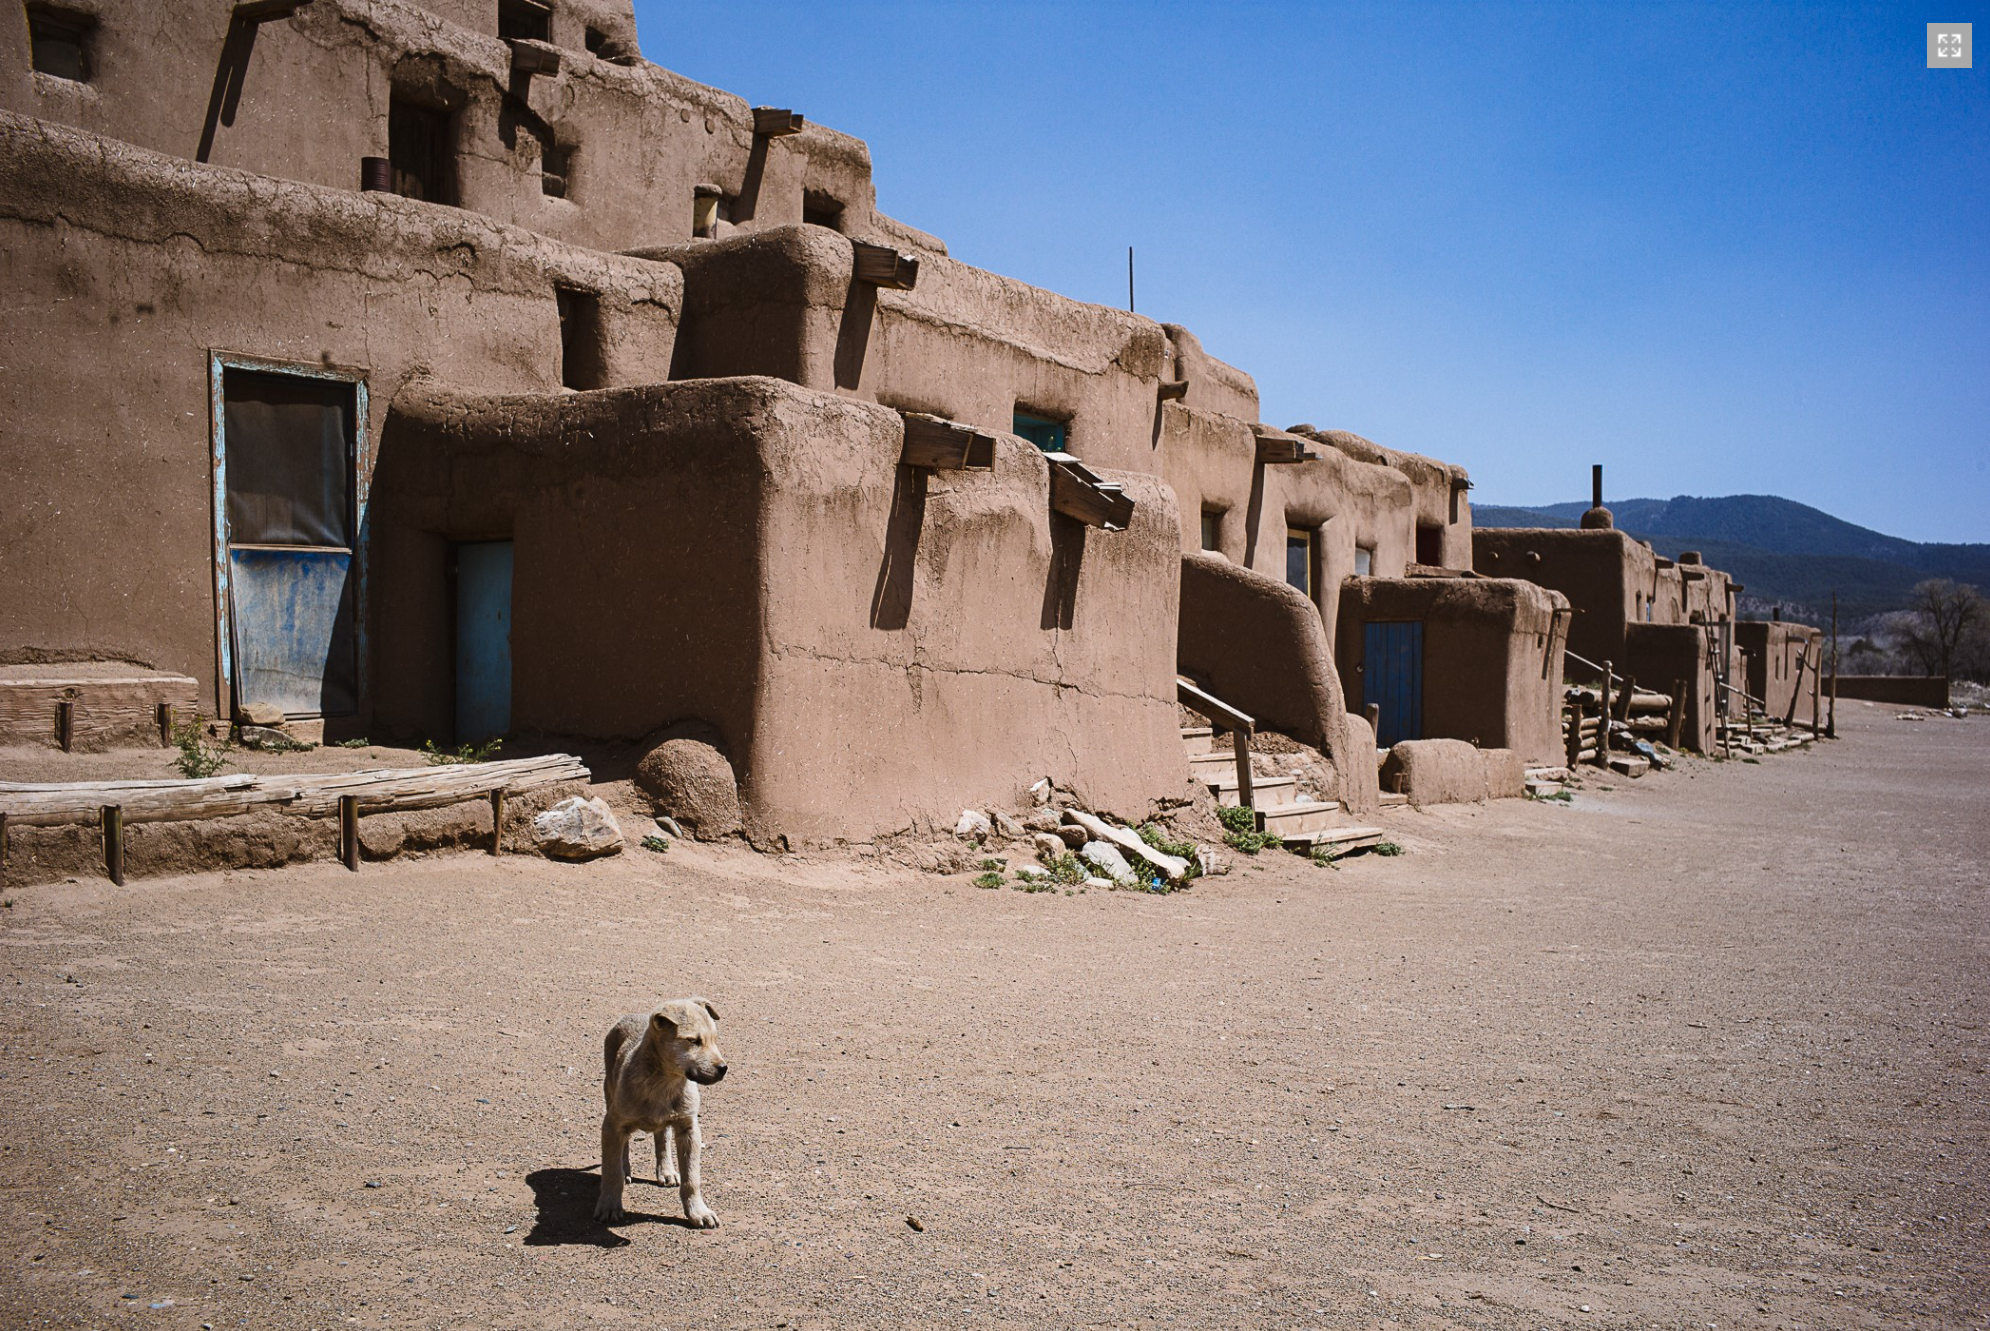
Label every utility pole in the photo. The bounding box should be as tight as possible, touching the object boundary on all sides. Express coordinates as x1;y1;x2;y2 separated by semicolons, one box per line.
1127;246;1135;313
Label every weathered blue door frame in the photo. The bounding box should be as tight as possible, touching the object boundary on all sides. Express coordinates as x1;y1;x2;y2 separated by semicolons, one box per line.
209;351;370;718
1363;619;1424;748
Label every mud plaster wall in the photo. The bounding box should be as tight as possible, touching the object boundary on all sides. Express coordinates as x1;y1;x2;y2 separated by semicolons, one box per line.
0;114;680;717
1473;528;1655;677
1735;621;1821;725
1622;623;1718;753
1334;577;1568;766
0;0;908;259
1177;552;1371;816
1301;431;1474;571
374;377;1185;847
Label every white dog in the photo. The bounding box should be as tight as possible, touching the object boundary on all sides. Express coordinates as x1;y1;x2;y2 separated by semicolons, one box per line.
594;997;727;1228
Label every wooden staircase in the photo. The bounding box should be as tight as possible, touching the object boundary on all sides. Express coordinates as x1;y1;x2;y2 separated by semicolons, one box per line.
1177;710;1384;854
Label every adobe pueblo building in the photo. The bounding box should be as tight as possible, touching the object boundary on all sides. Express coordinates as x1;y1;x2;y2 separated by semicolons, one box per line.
2;0;1765;850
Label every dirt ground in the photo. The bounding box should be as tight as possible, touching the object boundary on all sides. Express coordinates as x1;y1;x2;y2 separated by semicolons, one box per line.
0;702;1985;1330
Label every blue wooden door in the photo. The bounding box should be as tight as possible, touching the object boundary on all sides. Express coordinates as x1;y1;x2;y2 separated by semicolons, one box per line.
1363;620;1423;747
454;541;513;744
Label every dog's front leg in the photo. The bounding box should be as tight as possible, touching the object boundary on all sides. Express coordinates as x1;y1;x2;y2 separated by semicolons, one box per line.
654;1129;679;1185
594;1117;632;1223
674;1119;718;1228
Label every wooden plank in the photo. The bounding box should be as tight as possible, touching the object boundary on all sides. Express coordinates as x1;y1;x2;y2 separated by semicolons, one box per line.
1254;431;1318;465
900;414;995;471
752;107;805;136
101;806;124;885
57;701;73;753
1156;380;1189;402
0;675;201;750
508;38;562;75
852;241;918;290
232;0;312;22
1062;809;1190;881
1176;678;1254;735
1046;456;1134;530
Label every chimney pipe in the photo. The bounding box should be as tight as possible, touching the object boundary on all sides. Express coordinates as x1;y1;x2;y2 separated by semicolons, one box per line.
1579;462;1614;530
1592;464;1603;510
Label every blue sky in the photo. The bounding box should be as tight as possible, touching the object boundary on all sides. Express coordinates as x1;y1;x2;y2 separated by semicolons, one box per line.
640;2;1988;544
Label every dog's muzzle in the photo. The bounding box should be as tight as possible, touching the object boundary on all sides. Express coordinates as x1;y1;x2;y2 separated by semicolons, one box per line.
692;1064;728;1084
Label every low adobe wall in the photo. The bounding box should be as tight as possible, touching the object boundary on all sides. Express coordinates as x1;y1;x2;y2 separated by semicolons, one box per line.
1735;621;1821;725
372;376;1184;846
1379;739;1525;808
1334;576;1568;767
1834;676;1950;707
1176;552;1370;816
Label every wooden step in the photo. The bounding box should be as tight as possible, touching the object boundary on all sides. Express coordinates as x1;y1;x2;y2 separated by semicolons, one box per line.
1282;824;1384;852
1207;774;1296;805
1180;726;1212;743
1188;750;1235;771
1258;798;1342;834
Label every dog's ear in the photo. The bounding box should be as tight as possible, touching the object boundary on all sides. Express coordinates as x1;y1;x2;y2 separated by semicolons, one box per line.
649;1009;680;1036
694;997;720;1022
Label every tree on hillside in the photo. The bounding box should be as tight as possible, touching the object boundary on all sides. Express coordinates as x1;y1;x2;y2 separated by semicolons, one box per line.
1900;580;1986;680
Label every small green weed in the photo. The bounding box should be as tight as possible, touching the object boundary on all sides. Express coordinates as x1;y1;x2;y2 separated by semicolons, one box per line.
640;835;670;853
1216;805;1279;854
171;715;229;779
336;737;371;749
1372;841;1405;857
1043;853;1088;886
1138;823;1202;882
423;738;503;766
1309;843;1341;869
1528;788;1574;804
978;858;1005;872
973;871;1005;890
1012;874;1055;893
1742;757;1760;765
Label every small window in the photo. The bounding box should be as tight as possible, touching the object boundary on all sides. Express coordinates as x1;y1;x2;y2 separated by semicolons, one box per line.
498;0;551;43
1415;524;1443;566
1354;545;1374;577
1286;528;1312;597
1013;411;1068;455
692;186;728;238
539;135;572;198
389;96;456;205
27;5;94;82
803;191;845;231
556;286;603;391
584;25;608;53
1200;509;1223;553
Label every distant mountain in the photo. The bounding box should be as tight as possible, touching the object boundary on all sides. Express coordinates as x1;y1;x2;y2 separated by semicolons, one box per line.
1472;495;1990;623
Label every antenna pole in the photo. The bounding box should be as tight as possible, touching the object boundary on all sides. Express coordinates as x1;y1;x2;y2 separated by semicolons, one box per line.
1128;246;1135;313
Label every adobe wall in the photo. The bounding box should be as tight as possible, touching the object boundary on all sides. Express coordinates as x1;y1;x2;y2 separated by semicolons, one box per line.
1735;621;1822;725
1297;430;1474;571
0;0;920;258
0;113;680;715
1622;623;1718;752
1176;553;1371;815
1473;528;1654;676
1834;676;1950;707
1333;577;1569;766
373;377;1187;846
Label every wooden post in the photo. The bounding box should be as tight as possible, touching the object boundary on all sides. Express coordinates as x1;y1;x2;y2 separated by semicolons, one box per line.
1597;661;1612;765
1782;647;1808;728
0;811;8;869
339;795;359;872
1231;728;1255;812
1810;641;1822;738
101;805;124;885
156;702;175;748
57;700;74;752
1668;677;1688;750
1614;674;1637;723
1363;702;1380;738
1565;698;1584;769
490;788;506;856
1827;592;1838;740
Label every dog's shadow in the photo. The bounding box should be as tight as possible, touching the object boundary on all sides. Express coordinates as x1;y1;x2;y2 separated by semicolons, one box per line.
523;1166;699;1247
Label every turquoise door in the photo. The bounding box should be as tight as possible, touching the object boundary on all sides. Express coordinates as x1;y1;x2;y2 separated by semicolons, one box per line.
454;541;513;744
1363;620;1423;747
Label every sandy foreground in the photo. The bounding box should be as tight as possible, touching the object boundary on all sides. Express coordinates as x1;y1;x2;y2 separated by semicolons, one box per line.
0;704;1984;1330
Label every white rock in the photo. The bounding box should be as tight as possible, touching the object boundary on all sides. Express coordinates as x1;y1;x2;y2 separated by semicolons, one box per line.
1063;808;1189;880
1195;846;1227;877
1028;778;1053;806
1080;840;1137;885
1082;876;1114;889
532;796;624;860
954;809;992;839
1031;832;1067;862
1015;864;1049;880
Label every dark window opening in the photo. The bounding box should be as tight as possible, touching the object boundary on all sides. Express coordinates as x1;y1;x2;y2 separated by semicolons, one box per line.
498;0;550;43
1013;411;1068;455
27;5;94;82
556;286;604;391
1200;509;1223;553
539;134;572;198
1415;524;1443;566
584;25;607;53
1286;528;1313;598
692;186;729;238
389;97;456;205
802;191;846;231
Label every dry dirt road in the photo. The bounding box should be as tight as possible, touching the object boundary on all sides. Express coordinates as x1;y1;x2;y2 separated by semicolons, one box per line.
1;704;1985;1330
